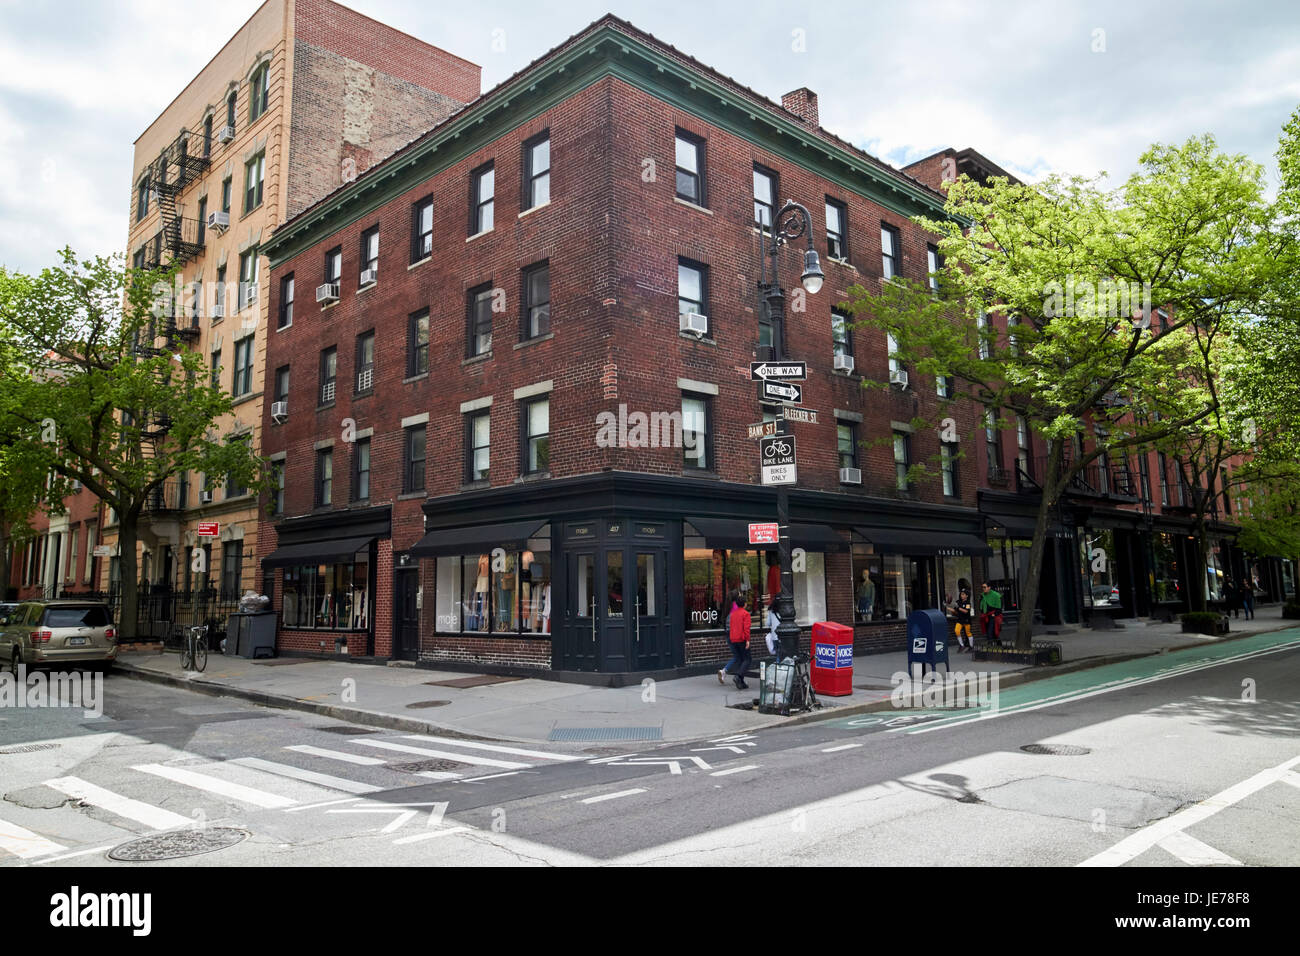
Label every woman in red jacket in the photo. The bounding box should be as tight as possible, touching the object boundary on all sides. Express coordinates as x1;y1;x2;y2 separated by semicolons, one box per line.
717;590;752;690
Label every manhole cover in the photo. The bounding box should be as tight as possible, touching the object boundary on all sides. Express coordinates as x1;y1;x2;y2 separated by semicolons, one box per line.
394;759;467;773
548;726;662;742
1020;744;1091;756
317;726;379;735
406;700;451;709
0;743;60;755
108;827;249;861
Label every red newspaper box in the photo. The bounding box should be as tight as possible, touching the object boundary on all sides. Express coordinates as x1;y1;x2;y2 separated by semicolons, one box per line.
810;621;854;696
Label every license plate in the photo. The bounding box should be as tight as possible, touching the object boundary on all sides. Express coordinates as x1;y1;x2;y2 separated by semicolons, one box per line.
68;637;87;646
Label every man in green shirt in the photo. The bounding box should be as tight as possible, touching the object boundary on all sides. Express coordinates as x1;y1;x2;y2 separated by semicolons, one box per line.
979;582;1004;644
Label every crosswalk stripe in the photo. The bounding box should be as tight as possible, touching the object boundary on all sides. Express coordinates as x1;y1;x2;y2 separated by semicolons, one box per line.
0;817;66;859
233;757;380;794
392;826;474;845
710;764;760;776
581;788;646;804
353;739;530;769
285;745;387;766
399;735;581;762
133;763;297;809
821;744;862;753
46;776;192;830
1156;830;1243;867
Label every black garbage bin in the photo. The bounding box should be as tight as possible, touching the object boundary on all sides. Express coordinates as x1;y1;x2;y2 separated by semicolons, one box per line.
225;611;277;659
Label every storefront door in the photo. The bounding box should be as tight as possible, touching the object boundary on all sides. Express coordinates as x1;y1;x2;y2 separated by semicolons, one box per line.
394;567;418;660
630;548;671;670
560;549;598;671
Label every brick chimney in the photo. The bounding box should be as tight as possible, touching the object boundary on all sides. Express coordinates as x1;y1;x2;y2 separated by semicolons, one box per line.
781;88;819;128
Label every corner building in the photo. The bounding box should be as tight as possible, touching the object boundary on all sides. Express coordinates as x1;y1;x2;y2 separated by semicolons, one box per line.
260;15;999;676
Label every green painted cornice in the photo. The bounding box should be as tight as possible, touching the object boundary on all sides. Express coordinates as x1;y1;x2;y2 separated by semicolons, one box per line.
263;23;951;266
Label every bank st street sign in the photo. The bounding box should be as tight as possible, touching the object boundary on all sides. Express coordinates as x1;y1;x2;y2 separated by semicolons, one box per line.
759;434;797;486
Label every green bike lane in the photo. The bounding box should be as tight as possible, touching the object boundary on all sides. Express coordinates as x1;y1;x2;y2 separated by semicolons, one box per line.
817;625;1300;737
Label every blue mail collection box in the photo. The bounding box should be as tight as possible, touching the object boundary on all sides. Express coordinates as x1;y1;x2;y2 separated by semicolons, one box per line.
906;609;950;675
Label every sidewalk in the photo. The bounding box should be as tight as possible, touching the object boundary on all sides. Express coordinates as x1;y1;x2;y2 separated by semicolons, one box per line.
114;606;1297;746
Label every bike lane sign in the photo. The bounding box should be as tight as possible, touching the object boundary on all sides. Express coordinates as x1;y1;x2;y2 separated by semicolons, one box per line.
760;434;797;486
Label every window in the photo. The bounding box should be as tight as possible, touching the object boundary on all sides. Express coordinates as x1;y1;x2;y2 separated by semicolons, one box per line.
826;198;847;260
278;274;294;328
927;245;943;292
466;411;490;482
324;246;342;288
411;196;433;262
523;131;550;210
674;131;705;205
226;90;236;131
682;393;710;471
976;310;991;359
941;442;958;497
1007;316;1020;356
432;530;552;635
523;398;550;475
319;347;337;405
837;422;858;471
359;226;378;283
239;247;259;310
894;430;911;492
133;248;146;272
352;438;371;502
985;408;1003;479
1158;452;1170;506
831;308;852;359
221;177;232;214
273;365;289;411
753;165;778;228
221;541;243;601
210;346;222;388
244;152;264;212
407;309;429;377
249;63;269;122
1138;452;1152;503
315;449;333;507
678;258;707;334
215;265;227;316
1016;415;1032;480
232;336;253;396
355;331;374;393
881;224;900;280
937;374;953;399
271;461;285;515
1220;468;1231;515
523;261;550;339
886;332;900;375
282;555;370;630
467;283;494;357
197;197;207;246
203;115;213;157
137;181;149;223
470;162;494;235
404;426;427;493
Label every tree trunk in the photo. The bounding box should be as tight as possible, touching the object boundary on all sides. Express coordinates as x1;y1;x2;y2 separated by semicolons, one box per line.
1015;440;1066;649
118;515;139;640
1187;532;1208;613
0;524;9;601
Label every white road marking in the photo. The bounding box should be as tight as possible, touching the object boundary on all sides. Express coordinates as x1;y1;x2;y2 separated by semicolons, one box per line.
581;788;647;804
0;818;66;859
352;739;530;769
587;753;639;764
1281;771;1300;791
233;757;380;794
45;776;193;830
710;765;760;777
285;745;386;766
133;763;297;809
1156;830;1243;867
711;733;757;743
32;845;114;864
392;826;474;845
400;735;580;762
692;743;756;754
821;744;862;753
1079;754;1300;866
284;797;360;813
606;756;712;774
457;770;522;783
418;772;463;781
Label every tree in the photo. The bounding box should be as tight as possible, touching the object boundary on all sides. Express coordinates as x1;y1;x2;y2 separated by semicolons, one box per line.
845;135;1279;647
0;249;266;636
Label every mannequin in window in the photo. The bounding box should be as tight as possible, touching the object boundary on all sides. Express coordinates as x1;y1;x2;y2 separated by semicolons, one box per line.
857;569;875;622
520;550;534;631
473;553;489;629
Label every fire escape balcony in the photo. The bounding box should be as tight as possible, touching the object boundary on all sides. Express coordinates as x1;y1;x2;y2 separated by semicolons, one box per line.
143;480;182;514
163;216;203;266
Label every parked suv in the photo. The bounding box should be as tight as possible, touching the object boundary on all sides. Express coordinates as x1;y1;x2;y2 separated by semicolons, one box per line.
0;600;118;674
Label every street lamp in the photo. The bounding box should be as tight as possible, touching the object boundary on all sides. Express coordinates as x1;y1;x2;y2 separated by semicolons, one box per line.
758;200;821;658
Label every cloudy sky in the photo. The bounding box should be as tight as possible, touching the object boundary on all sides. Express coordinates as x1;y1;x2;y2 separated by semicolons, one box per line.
1;0;1297;273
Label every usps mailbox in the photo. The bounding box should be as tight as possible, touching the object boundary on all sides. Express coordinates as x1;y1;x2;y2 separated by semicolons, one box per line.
907;609;950;677
810;621;854;696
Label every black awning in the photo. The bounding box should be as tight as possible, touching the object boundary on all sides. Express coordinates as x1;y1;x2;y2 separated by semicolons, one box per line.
410;520;547;558
686;517;848;552
262;535;375;568
854;526;992;557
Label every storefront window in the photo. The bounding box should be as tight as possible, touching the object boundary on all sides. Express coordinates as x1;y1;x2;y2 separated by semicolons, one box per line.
1152;533;1181;602
282;557;370;630
433;528;551;637
939;555;973;610
1080;528;1117;607
986;536;1030;611
682;533;825;630
1205;540;1228;602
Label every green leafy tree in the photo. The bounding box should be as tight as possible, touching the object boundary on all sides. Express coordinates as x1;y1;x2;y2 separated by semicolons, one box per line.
0;249;266;636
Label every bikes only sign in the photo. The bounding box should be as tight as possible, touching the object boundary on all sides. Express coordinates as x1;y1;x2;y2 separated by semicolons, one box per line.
759;434;797;486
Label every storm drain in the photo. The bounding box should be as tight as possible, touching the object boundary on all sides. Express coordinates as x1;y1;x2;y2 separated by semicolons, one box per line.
0;743;60;755
317;726;379;735
406;700;451;709
394;759;468;773
548;726;662;742
108;827;249;862
1020;744;1091;756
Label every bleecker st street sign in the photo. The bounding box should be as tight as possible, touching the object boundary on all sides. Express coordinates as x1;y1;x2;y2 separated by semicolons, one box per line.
750;361;807;381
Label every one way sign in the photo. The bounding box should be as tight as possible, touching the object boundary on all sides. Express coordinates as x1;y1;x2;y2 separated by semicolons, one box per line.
760;380;802;404
750;361;807;381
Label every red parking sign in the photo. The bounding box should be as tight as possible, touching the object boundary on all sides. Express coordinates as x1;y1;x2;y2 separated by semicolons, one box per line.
748;522;779;545
197;521;220;537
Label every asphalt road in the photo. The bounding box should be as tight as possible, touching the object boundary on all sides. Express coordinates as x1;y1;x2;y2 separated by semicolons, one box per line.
2;628;1298;867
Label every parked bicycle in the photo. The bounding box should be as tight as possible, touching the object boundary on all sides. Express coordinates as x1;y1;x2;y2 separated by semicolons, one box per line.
180;624;208;673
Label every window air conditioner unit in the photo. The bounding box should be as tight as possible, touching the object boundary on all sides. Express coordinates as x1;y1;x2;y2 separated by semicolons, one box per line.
71;480;82;492
360;268;378;286
833;353;855;374
206;210;229;232
217;125;235;144
890;368;909;389
679;312;708;336
316;283;340;304
211;303;224;319
839;467;862;486
199;489;213;504
242;283;259;307
270;401;288;423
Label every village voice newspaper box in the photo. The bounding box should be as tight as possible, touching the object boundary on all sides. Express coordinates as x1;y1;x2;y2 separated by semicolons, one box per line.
810;621;854;696
907;609;950;677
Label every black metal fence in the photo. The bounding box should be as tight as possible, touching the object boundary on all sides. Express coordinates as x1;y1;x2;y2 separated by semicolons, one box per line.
56;586;240;648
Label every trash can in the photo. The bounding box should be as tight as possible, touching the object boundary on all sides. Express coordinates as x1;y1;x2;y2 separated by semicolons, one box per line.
225;611;277;659
907;609;950;677
810;621;854;696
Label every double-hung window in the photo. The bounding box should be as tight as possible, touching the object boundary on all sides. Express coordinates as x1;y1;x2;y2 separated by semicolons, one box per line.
273;366;289;415
355;331;374;394
826;198;847;259
137;180;150;223
215;265;227;316
407;309;429;377
467;283;494;357
837;422;858;471
352;438;371;502
239;247;258;310
271;462;285;515
210;346;222;388
678;258;707;335
278;274;294;328
674;131;705;205
411;196;433;262
523;399;549;475
894;431;911;492
753;165;778;229
232;336;253;396
221;177;232;214
197;197;207;246
470;162;494;235
523;261;550;339
404;426;427;493
319;347;337;405
832;308;852;361
886;332;901;376
927;244;943;292
985;408;1003;479
523;132;550;210
359;226;378;284
249;63;269;122
244;152;264;212
881;224;900;280
466;412;490;482
942;443;959;497
226;90;236;132
315;449;333;508
682;393;710;471
976;310;991;359
324;246;342;291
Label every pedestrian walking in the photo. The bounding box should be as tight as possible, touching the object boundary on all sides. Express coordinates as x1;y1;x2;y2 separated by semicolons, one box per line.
948;587;975;651
1242;577;1256;620
1225;577;1240;619
717;590;752;690
979;582;1003;645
